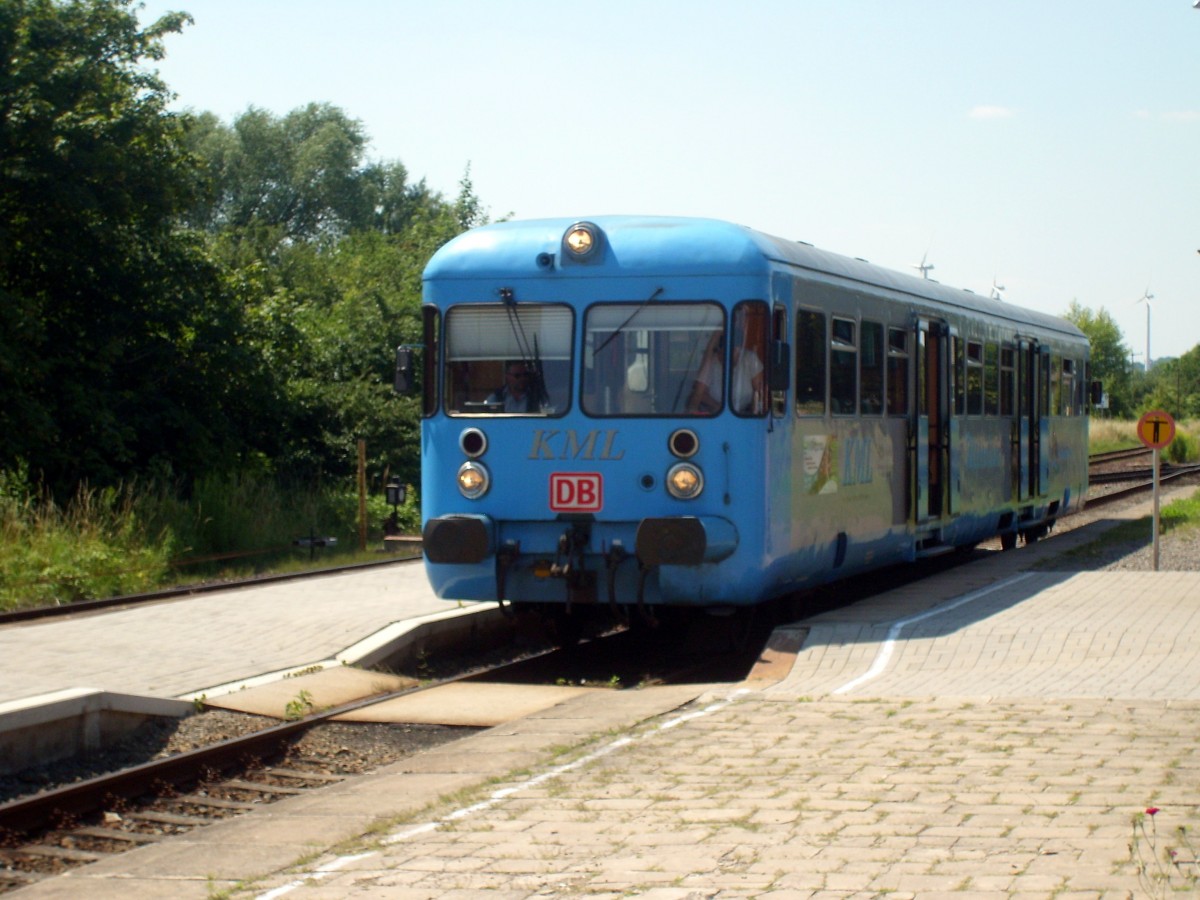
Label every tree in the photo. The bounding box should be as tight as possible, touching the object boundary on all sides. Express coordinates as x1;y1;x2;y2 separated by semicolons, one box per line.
0;0;263;494
1142;345;1200;420
1063;301;1133;417
184;105;444;250
232;172;485;486
181;104;487;484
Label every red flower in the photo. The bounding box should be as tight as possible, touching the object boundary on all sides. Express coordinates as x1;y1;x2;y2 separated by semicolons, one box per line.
1146;807;1160;816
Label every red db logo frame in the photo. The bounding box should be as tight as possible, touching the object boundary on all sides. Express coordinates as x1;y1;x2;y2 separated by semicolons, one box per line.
549;473;603;512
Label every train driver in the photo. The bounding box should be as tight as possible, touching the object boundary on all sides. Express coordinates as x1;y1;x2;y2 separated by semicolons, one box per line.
487;361;536;412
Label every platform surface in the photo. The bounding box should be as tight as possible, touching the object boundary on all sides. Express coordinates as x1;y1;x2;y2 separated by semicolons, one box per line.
0;562;455;705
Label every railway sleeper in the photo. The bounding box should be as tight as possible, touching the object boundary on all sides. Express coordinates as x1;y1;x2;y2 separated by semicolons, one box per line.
70;825;166;844
8;844;103;863
126;809;217;827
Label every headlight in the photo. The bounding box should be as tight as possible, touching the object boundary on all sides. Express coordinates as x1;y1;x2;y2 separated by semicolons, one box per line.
666;462;704;500
561;221;602;261
457;461;490;499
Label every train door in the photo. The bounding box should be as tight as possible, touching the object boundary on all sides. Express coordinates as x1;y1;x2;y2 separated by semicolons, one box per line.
1037;347;1052;494
914;319;950;523
1015;339;1046;501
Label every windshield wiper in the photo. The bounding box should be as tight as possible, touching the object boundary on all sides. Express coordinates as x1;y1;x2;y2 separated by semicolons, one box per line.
593;286;664;356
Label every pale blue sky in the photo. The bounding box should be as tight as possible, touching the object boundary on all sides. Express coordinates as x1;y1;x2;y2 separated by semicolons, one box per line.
138;1;1200;362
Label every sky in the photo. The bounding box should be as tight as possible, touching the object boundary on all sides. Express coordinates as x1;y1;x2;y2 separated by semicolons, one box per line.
136;0;1200;363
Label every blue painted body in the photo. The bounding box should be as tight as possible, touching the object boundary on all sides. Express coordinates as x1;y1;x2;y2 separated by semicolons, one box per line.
415;217;1090;611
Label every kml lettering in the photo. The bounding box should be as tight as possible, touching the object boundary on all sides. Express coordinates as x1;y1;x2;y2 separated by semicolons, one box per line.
529;429;625;461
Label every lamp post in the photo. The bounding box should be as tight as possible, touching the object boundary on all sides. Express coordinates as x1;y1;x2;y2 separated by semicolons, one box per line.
385;480;406;514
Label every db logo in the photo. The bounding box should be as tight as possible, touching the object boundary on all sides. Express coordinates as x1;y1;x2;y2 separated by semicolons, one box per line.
550;472;603;512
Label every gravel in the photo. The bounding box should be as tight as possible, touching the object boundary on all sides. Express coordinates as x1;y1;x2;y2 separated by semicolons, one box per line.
0;709;475;807
1038;480;1200;572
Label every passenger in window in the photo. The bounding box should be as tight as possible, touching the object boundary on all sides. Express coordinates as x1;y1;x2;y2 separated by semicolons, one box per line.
731;303;768;415
488;361;537;412
731;332;765;414
686;332;724;414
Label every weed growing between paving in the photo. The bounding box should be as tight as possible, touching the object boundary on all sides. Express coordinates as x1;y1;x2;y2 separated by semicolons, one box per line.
1130;807;1199;897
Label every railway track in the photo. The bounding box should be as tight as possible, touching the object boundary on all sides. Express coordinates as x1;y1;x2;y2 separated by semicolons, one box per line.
0;623;768;892
1088;447;1152;466
0;645;549;890
0;554;422;627
1087;445;1200;500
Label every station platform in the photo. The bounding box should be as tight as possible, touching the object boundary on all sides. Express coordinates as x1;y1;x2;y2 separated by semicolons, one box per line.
0;562;459;707
5;484;1200;897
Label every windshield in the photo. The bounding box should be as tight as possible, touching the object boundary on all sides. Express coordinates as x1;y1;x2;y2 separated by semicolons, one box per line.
443;304;572;416
583;303;725;416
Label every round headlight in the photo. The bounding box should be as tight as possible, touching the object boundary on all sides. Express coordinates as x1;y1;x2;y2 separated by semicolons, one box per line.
457;461;490;499
562;222;602;261
666;462;704;500
565;227;593;255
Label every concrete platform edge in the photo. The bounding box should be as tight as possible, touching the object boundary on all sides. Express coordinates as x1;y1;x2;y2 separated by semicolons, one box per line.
12;684;708;898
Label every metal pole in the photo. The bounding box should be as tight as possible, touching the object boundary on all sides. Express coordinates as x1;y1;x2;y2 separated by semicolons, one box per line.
357;439;368;553
1152;446;1161;571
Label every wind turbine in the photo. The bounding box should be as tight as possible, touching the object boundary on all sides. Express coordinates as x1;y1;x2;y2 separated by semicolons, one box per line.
911;251;934;280
1135;288;1153;372
989;277;1006;301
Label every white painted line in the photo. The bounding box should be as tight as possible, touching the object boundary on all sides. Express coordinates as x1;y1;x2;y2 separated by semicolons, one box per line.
256;689;751;898
257;852;376;900
831;573;1037;695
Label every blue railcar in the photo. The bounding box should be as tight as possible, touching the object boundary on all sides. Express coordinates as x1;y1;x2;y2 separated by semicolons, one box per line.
399;217;1090;621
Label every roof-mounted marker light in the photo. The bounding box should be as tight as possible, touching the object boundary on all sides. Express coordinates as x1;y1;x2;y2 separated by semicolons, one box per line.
562;222;602;262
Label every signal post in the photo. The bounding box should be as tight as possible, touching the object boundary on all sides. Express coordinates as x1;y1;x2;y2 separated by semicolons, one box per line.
1136;409;1176;571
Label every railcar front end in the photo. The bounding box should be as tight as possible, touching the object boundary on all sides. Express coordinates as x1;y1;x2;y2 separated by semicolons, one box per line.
411;219;783;618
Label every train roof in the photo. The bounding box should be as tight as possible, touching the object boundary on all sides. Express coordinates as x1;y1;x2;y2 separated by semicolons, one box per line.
425;216;1085;342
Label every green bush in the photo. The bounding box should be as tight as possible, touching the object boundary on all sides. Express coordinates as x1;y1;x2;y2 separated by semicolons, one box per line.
1167;428;1197;464
0;466;422;613
0;474;174;611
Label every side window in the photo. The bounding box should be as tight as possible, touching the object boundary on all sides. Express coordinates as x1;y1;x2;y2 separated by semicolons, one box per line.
730;301;768;417
831;317;857;415
1062;358;1075;416
966;341;984;416
795;310;826;415
984;343;999;416
1000;346;1015;416
953;336;965;416
1051;354;1063;415
422;305;440;418
887;327;909;416
861;321;884;415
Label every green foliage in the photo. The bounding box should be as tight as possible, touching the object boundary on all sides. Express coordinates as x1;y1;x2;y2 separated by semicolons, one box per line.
1166;427;1198;465
1064;300;1134;416
1142;347;1200;422
283;690;316;721
0;472;174;611
0;0;266;497
0;465;420;612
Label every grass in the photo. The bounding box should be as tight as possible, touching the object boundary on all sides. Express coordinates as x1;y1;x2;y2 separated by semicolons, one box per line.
1054;490;1200;566
1090;417;1200;462
0;467;420;612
